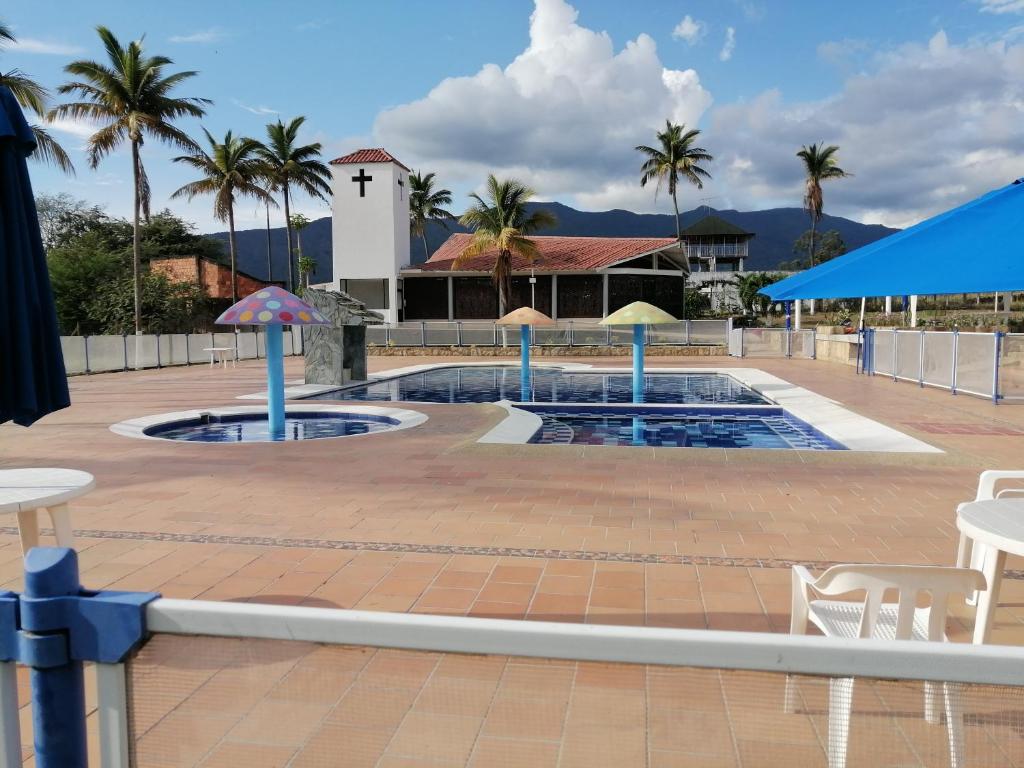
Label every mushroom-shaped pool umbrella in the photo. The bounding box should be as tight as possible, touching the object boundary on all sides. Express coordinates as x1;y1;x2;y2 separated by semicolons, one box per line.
216;287;329;438
497;307;555;399
600;302;677;403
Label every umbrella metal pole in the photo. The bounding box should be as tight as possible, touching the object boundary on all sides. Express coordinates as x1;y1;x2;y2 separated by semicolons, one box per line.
266;325;286;438
520;324;530;399
633;324;644;403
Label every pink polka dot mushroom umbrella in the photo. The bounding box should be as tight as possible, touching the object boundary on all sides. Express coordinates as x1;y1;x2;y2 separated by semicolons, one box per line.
215;287;329;438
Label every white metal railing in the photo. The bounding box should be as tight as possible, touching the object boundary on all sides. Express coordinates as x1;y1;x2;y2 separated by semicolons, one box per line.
685;244;747;259
368;319;731;347
50;597;1024;767
728;327;816;359
60;328;305;375
863;329;1023;402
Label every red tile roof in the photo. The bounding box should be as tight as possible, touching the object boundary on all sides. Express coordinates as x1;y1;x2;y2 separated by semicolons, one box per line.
414;234;679;273
329;148;410;171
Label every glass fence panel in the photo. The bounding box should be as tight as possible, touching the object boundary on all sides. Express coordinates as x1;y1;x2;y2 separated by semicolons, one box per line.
256;330;266;358
740;329;790;357
85;335;126;372
571;325;608;345
60;337;87;375
291;326;304;355
895;331;922;381
646;323;687;345
790;330;815;359
188;334;215;364
366;326;388;345
922;332;955;389
873;330;895;376
608;327;633;346
212;333;238;358
460;323;497;346
236;332;258;360
956;332;997;397
282;329;295;356
532;324;571;346
389;325;425;346
126;334;161;369
424;322;459;346
127;634;1024;768
165;334;190;366
689;320;728;345
1002;334;1024;399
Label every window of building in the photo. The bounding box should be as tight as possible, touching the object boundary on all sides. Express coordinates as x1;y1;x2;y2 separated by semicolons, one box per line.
340;279;389;309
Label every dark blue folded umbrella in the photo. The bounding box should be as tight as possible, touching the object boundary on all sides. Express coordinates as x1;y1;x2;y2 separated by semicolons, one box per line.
0;85;70;426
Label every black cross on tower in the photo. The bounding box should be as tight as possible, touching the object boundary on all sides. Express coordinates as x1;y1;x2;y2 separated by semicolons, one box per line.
397;176;404;200
351;168;373;197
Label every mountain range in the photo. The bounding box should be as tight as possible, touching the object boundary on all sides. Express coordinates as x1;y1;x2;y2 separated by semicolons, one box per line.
207;202;898;285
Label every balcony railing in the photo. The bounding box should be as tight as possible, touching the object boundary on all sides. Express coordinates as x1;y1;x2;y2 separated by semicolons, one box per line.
686;243;748;259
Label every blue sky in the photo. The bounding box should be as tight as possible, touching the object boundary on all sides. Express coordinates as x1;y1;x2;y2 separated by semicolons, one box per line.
5;0;1024;232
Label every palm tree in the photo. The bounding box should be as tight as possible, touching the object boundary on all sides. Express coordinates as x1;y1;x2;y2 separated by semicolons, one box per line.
171;129;273;304
636;120;712;319
796;143;849;267
0;18;73;172
455;175;556;315
49;26;209;334
255;117;331;293
409;171;453;258
636;120;713;243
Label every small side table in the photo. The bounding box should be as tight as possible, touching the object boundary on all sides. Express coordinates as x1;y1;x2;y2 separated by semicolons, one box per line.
203;347;236;369
0;468;95;554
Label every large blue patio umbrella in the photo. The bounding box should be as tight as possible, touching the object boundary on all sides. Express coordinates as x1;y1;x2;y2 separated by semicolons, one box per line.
496;306;555;399
216;287;328;438
0;86;70;426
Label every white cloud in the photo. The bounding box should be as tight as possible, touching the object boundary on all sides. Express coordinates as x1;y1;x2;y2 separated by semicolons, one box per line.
232;99;278;116
719;27;736;61
671;16;705;45
46;118;99;139
373;0;711;214
707;30;1024;227
169;28;228;44
977;0;1024;13
7;38;83;55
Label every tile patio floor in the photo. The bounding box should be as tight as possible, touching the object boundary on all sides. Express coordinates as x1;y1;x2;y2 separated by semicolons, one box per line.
3;353;1024;765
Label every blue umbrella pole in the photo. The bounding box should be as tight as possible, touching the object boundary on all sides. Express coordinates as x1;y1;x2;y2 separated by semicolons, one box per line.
633;324;644;403
266;325;286;438
520;324;530;399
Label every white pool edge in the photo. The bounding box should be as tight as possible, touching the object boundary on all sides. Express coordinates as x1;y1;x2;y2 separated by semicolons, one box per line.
109;404;428;443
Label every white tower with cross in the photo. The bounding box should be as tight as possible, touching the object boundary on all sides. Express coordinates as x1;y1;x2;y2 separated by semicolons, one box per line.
328;148;410;322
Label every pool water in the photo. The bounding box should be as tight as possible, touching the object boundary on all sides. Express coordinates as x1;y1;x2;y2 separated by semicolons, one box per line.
305;366;768;405
527;408;844;450
145;412;399;443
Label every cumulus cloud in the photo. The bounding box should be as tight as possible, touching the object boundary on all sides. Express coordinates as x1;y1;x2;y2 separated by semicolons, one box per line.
672;16;705;45
374;0;711;213
7;38;83;55
719;27;736;61
169;28;228;44
707;30;1024;227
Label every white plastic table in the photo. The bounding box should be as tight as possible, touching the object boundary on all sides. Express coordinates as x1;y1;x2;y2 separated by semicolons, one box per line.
957;498;1024;644
203;347;236;369
0;468;94;553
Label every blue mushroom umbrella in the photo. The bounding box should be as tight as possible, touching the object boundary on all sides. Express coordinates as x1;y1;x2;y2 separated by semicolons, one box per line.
496;306;555;400
0;86;70;426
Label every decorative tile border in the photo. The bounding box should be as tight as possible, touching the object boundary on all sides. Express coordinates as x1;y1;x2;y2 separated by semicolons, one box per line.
7;526;1020;579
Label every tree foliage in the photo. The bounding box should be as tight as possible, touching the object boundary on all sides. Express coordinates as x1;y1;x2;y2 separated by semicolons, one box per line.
409;171;454;257
780;229;846;270
733;272;787;316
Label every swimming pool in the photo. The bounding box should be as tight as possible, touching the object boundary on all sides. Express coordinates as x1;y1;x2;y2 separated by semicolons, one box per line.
304;366;768;405
525;406;844;450
145;411;400;443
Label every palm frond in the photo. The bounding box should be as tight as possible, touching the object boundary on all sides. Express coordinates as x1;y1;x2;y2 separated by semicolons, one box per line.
29;125;75;174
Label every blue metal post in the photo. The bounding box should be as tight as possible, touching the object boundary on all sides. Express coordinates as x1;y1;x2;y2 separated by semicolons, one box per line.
265;324;286;438
520;324;530;400
24;549;86;768
785;301;792;331
993;330;1003;404
632;324;644;403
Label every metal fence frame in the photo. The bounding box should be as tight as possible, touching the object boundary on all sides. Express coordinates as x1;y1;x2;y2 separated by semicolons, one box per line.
727;327;816;359
59;328;305;375
366;319;732;348
860;328;1022;403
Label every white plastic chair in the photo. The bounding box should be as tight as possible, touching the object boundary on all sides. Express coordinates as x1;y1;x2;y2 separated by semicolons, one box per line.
787;564;986;768
956;471;1024;603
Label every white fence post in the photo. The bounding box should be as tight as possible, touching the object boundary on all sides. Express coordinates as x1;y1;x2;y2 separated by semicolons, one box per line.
918;329;925;388
951;330;959;395
0;662;20;768
96;663;131;768
892;329;898;382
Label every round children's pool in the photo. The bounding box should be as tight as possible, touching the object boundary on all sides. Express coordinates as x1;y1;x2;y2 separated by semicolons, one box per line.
110;406;428;444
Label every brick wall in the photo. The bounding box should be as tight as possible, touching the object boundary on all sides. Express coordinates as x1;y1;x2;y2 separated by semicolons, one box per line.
151;257;273;299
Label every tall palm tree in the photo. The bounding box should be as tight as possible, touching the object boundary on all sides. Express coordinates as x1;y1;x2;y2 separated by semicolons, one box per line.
796;143;849;267
49;26;209;334
409;171;453;258
455;175;556;315
636;121;712;319
171;128;273;304
0;18;73;172
255;117;330;293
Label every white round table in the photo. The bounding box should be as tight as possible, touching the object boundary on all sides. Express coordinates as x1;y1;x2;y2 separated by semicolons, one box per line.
0;468;94;554
957;498;1024;644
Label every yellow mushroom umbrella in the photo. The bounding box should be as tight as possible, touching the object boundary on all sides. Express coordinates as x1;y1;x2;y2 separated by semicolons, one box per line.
600;301;677;402
497;307;555;399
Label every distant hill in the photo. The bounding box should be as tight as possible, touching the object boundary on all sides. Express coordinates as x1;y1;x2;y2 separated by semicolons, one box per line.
207;202;898;284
